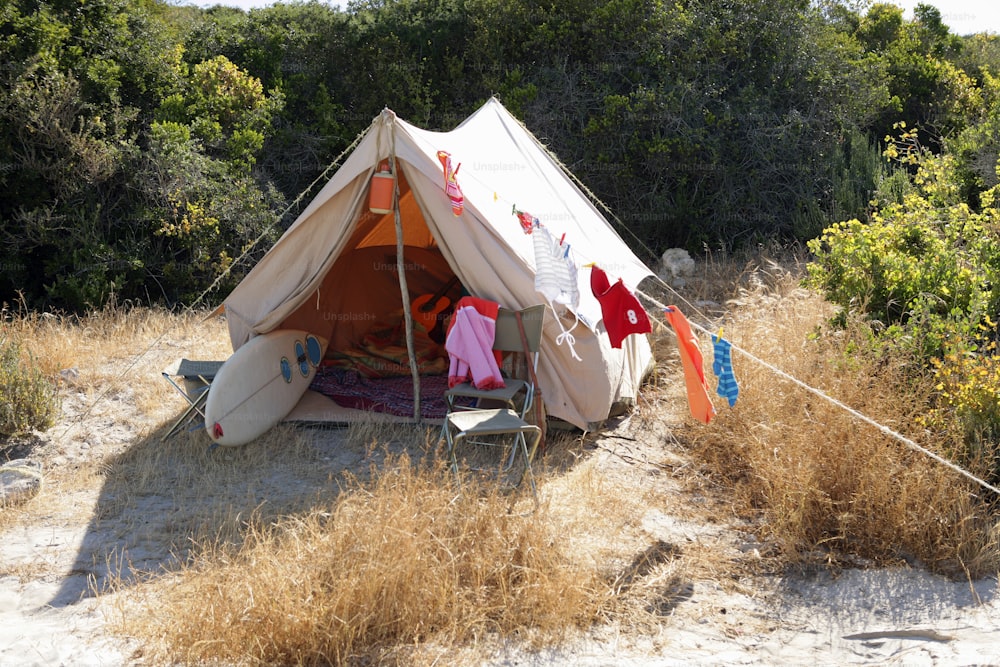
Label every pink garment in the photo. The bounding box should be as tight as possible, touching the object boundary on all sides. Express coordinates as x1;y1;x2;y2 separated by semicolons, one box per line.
438;150;464;216
446;301;505;390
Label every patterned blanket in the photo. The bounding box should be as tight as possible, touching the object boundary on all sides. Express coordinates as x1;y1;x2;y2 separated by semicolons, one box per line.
310;367;472;419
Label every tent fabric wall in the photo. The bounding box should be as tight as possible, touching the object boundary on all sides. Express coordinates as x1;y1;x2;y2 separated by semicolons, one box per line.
221;99;656;430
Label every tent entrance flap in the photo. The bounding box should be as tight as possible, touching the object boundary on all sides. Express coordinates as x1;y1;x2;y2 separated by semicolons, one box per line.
353;166;438;250
278;164;461;360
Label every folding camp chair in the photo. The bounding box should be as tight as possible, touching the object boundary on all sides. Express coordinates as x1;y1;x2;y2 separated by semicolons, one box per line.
444;304;545;418
442;305;545;498
161;359;224;441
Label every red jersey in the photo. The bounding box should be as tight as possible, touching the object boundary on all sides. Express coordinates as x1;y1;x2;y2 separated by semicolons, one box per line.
590;265;652;348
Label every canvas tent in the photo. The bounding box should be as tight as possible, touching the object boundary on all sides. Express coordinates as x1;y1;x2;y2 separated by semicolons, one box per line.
220;97;655;430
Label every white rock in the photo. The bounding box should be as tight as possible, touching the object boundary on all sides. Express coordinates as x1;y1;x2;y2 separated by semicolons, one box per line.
658;248;696;285
0;459;43;505
59;367;81;385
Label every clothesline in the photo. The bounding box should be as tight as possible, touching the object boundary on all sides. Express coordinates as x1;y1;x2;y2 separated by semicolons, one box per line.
636;287;1000;497
425;135;1000;498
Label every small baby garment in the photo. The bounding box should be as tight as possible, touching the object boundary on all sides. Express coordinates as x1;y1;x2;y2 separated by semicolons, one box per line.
437;150;464;216
533;224;582;360
589;265;651;348
712;334;739;407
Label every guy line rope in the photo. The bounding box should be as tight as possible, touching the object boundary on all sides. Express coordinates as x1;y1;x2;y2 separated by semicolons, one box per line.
54;106;1000;499
536;130;1000;498
52;124;373;446
637;286;1000;497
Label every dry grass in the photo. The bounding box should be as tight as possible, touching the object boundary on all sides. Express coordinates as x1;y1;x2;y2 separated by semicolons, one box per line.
100;425;681;665
112;454;613;666
677;251;1000;578
2;298;230;410
5;301;206;371
6;248;1000;664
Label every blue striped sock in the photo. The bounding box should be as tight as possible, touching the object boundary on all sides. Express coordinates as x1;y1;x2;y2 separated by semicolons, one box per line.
712;336;739;407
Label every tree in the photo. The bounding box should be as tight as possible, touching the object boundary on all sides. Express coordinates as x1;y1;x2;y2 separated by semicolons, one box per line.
0;0;166;308
0;0;284;309
855;3;980;152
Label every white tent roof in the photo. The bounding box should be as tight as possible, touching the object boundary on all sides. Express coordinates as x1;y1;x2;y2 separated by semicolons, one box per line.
222;98;656;429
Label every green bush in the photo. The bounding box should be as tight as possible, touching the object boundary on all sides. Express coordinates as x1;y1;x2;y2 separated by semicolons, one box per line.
806;131;1000;362
0;337;60;439
925;322;1000;453
805;200;999;359
806;126;1000;479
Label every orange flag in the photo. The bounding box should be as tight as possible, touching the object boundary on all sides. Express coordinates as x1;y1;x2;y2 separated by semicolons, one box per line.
663;306;716;424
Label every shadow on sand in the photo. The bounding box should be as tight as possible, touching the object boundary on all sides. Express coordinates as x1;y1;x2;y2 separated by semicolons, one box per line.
46;416;439;608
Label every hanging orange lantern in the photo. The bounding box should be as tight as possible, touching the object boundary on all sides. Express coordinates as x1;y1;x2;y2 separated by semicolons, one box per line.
368;159;394;214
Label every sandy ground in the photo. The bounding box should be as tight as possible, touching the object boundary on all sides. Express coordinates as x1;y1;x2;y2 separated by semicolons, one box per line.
2;361;999;666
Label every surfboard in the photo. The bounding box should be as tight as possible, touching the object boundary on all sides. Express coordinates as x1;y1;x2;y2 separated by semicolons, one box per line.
204;329;327;447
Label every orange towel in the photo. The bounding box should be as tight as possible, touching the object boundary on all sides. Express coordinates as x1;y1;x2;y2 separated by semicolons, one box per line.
663;306;715;424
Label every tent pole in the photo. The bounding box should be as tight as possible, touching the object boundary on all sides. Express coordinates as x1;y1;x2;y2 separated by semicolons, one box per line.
389;142;422;422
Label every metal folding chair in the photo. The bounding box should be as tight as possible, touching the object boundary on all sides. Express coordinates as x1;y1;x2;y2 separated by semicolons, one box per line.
161;359;224;440
442;305;545;499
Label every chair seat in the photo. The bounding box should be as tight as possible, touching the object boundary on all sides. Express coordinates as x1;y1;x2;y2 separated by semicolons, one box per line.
445;378;527;404
447;407;534;435
445;408;542;499
173;359;224;380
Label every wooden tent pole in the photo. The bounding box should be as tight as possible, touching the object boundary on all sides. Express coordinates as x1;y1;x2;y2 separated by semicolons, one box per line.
388;127;422;421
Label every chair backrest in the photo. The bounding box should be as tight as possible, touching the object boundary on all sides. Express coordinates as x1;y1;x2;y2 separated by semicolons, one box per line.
493;305;546;354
